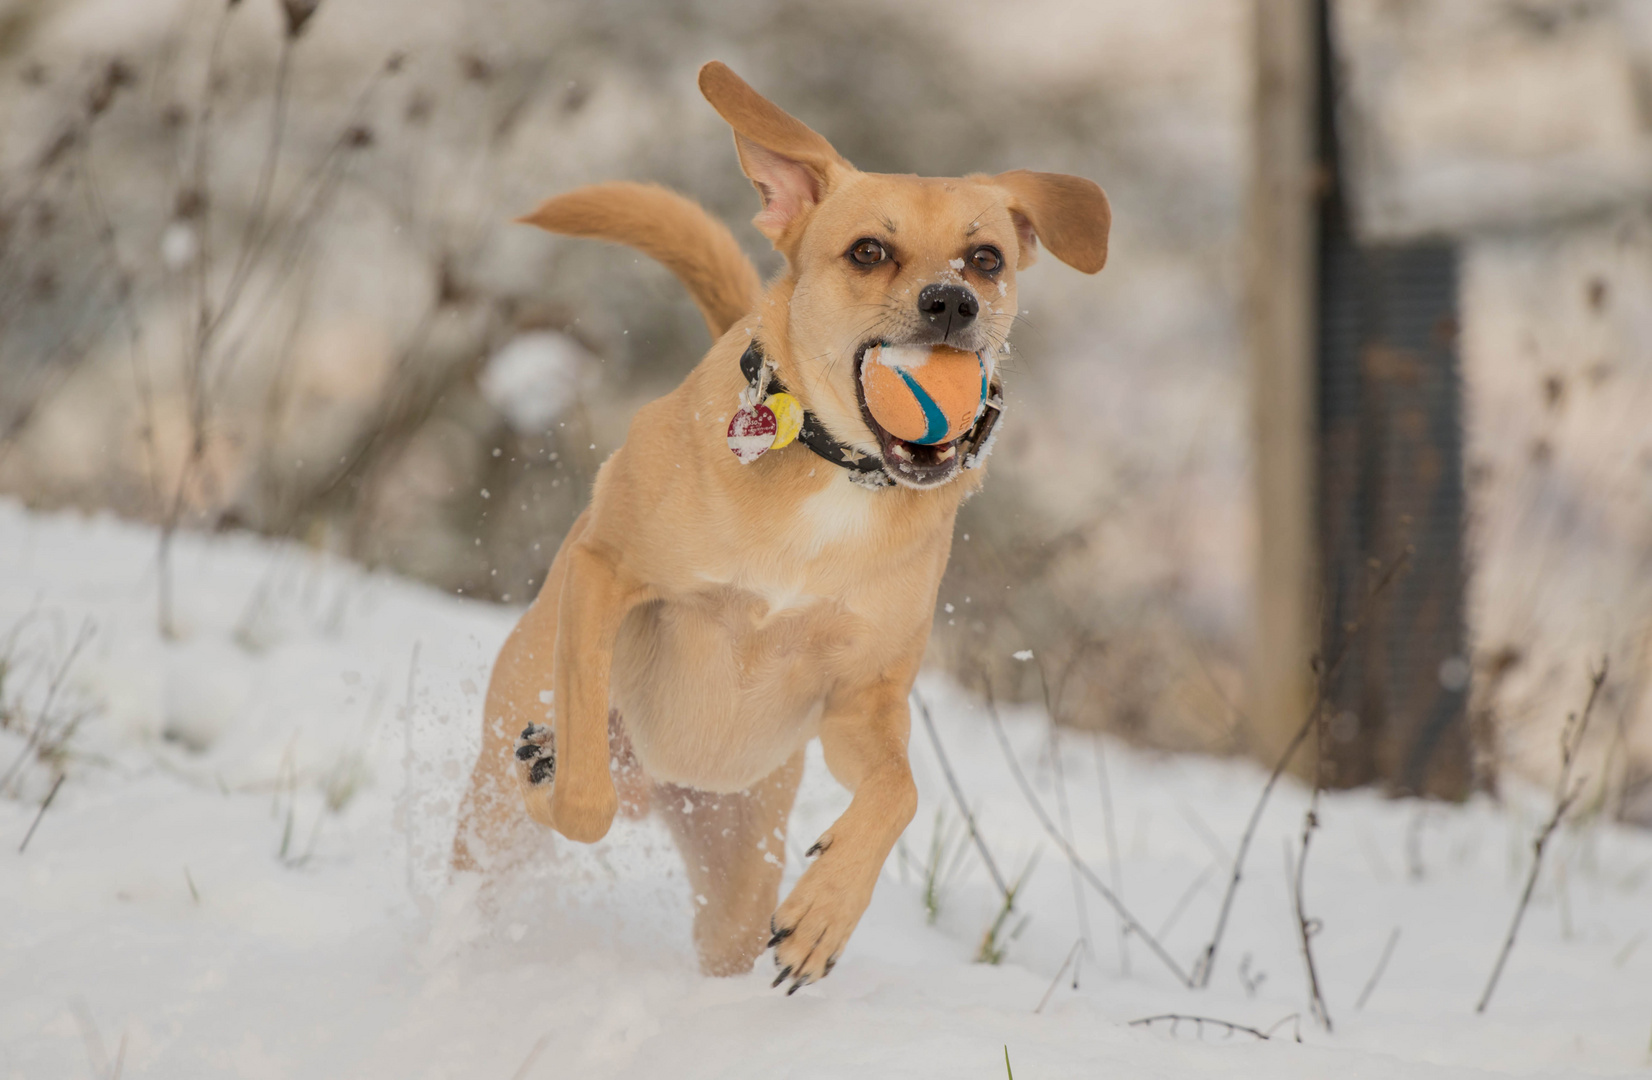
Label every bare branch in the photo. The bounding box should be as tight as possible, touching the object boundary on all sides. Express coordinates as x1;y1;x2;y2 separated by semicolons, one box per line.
1355;926;1401;1010
912;688;1011;900
1288;820;1331;1030
1128;1014;1271;1042
1031;657;1093;960
18;772;65;853
1192;547;1412;987
1034;937;1084;1013
1476;658;1609;1013
983;682;1193;987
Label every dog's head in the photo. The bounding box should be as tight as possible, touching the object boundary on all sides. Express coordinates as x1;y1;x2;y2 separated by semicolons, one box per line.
701;61;1111;490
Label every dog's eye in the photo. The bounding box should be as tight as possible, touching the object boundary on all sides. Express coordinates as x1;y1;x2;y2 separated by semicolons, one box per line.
970;246;1003;273
849;239;887;266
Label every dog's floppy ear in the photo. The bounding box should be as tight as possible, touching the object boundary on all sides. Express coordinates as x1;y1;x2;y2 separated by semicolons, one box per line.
991;169;1111;274
698;61;854;246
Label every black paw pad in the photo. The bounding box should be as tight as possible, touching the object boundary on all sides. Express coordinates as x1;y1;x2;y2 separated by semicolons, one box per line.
515;724;556;786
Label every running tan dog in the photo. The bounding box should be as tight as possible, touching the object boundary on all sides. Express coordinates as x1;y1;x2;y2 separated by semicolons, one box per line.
454;62;1109;992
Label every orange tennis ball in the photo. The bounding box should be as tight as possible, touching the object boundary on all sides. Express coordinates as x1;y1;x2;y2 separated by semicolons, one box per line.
861;344;986;445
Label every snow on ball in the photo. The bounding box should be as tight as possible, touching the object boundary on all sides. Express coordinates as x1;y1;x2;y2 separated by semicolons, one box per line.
861;343;986;445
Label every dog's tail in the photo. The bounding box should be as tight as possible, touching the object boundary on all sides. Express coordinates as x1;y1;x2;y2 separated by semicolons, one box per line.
518;182;762;340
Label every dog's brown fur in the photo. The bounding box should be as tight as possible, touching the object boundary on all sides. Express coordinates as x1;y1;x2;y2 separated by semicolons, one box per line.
453;62;1109;987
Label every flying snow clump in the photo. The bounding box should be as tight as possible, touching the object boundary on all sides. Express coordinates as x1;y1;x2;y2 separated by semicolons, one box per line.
480;330;591;435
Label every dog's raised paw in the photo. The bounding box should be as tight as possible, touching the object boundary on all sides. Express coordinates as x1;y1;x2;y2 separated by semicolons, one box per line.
515;724;556;787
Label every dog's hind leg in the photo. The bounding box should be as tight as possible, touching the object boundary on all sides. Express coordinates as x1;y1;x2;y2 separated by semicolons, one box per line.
452;512;589;874
656;749;805;977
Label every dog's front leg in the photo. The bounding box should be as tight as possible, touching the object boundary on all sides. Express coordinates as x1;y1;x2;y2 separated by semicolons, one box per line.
770;675;919;991
542;540;644;843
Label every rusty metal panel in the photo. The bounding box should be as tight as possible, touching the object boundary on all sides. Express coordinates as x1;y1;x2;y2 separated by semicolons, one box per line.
1316;213;1472;796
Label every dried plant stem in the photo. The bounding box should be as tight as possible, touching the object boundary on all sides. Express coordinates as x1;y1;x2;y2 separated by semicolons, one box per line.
1291;608;1335;1033
1128;1014;1271;1042
1476;659;1609;1014
1192;547;1412;988
220;35;295;325
1034;937;1084;1013
1092;738;1130;975
161;17;310;635
77;156;160;511
510;1033;552;1080
18;772;66;853
158;3;235;637
983;684;1193;987
1032;657;1093;959
0;618;95;794
1288;814;1332;1030
913;688;1011;900
1355;926;1400;1010
1157;863;1216;940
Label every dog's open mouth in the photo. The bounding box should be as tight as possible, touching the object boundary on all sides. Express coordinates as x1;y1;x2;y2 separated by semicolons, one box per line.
853;341;1004;489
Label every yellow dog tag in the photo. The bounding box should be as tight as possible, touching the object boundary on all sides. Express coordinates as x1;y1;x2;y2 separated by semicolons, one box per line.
766;392;804;449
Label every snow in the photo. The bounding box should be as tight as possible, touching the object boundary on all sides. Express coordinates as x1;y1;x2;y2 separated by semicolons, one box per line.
871;344;935;371
2;500;1649;1078
479;331;591;436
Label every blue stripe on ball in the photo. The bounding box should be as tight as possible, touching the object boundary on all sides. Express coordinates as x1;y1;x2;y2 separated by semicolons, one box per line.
894;367;950;444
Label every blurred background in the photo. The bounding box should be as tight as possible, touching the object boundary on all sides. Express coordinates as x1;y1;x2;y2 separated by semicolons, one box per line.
0;0;1647;821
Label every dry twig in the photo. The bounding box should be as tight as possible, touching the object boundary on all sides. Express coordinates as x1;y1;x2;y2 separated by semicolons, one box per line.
1129;1013;1271;1042
983;682;1192;987
913;688;1011;900
18;772;65;853
0;617;95;795
1034;937;1084;1013
1476;659;1609;1014
1092;736;1130;974
1191;548;1412;988
1287;825;1331;1031
1355;926;1400;1010
1032;657;1094;961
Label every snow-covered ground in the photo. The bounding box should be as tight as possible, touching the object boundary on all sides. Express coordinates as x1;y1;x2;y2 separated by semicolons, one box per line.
2;500;1648;1078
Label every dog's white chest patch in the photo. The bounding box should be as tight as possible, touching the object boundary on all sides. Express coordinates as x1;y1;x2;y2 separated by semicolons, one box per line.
799;478;879;556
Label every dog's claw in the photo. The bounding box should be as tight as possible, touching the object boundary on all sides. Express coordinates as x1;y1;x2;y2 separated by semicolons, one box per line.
767;924;793;950
787;976;807;996
771;966;792;988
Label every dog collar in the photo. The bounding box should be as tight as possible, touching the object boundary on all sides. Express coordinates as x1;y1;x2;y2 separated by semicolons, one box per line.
730;340;895;488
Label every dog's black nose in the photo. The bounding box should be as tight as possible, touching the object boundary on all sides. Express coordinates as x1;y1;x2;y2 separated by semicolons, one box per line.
917;283;978;333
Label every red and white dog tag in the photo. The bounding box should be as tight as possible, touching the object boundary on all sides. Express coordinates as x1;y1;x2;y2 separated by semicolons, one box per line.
727;402;778;463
